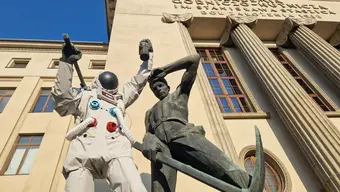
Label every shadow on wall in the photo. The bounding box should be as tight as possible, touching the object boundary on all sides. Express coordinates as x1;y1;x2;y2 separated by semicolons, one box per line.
93;173;152;192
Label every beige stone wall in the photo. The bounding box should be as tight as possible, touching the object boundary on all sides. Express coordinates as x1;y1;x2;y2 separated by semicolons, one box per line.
0;0;339;191
0;47;107;192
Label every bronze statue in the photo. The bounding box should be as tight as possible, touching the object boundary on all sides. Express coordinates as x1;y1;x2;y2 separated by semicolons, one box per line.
141;54;264;192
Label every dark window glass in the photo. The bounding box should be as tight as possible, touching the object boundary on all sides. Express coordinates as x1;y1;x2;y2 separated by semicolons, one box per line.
240;97;251;112
231;98;242;112
209;79;223;95
221;63;233;76
222;80;233;94
203;63;215;77
32;90;54;113
312;97;330;111
230;79;242;94
0;88;15;113
220;97;231;112
296;79;314;94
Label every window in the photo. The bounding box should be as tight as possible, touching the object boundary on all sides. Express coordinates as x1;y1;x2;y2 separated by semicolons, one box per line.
89;60;106;69
48;59;59;69
197;48;254;113
2;135;43;175
0;88;15;113
32;89;54;113
7;58;30;68
244;155;281;192
271;50;334;112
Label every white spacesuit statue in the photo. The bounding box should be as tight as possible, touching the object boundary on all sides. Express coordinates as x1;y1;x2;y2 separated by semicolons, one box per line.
51;39;153;192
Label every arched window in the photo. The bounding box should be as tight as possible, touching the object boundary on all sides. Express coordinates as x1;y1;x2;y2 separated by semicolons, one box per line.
244;155;281;192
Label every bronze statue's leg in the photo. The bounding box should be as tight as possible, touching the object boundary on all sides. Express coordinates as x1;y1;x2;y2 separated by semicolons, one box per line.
151;145;177;192
169;134;250;189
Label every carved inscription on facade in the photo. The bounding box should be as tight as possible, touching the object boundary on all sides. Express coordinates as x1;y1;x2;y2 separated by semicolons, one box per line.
172;0;336;19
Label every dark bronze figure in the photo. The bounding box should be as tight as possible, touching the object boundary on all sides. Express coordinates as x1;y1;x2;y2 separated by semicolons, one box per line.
141;54;265;192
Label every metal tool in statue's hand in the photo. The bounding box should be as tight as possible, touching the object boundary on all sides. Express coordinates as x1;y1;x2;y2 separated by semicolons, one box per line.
133;126;265;192
139;41;150;61
62;33;87;89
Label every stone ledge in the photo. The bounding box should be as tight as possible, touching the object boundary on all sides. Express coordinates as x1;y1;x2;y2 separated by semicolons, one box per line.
222;112;270;119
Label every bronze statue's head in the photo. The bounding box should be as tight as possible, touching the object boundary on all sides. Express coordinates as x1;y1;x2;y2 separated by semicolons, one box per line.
149;77;170;100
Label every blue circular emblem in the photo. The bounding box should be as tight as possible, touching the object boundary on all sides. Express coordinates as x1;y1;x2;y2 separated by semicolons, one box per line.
109;108;116;117
89;100;100;110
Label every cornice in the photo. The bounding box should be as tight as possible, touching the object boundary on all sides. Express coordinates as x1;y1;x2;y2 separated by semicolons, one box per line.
105;0;117;39
0;39;108;54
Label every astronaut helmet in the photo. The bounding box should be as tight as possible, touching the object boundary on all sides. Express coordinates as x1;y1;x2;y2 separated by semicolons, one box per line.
92;71;119;94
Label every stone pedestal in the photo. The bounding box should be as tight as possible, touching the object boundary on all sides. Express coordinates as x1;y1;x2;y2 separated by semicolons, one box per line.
222;16;340;191
277;18;340;94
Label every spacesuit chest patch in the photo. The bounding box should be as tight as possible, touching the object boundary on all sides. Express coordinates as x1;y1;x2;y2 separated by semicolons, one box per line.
89;99;100;110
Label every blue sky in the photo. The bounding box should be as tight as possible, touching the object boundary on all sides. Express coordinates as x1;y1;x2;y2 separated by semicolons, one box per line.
0;0;108;42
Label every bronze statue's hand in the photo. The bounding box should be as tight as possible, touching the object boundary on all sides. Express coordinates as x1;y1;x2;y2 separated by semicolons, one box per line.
149;68;166;81
67;54;81;63
60;44;82;64
142;133;164;161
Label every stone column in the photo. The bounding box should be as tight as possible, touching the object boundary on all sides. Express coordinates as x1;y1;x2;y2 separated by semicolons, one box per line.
221;16;340;191
162;13;239;161
277;18;340;93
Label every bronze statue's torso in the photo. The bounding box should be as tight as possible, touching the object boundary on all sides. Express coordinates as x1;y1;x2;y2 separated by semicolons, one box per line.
147;87;189;142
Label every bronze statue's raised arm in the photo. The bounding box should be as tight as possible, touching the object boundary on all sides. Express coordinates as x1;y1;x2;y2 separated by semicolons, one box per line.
150;54;200;95
179;54;200;95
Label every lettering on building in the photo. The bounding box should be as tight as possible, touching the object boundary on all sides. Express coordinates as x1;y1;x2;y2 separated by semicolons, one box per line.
172;0;336;19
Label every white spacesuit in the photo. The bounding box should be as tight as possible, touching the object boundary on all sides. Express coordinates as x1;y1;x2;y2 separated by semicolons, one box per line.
51;40;153;192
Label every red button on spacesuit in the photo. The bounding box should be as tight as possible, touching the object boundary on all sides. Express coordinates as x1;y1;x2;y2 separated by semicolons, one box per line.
107;122;118;132
88;117;97;127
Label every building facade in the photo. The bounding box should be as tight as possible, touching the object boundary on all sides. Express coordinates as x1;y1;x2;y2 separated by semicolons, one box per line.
0;0;340;191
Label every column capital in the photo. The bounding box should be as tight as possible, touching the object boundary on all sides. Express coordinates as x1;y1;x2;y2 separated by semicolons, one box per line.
161;13;193;27
220;16;257;47
329;23;340;47
276;17;317;47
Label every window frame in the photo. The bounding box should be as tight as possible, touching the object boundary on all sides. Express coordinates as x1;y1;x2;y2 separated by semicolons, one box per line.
89;60;106;69
197;48;254;113
0;134;43;175
6;58;31;68
271;49;334;112
0;88;16;113
31;89;54;113
48;59;60;69
245;155;282;192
